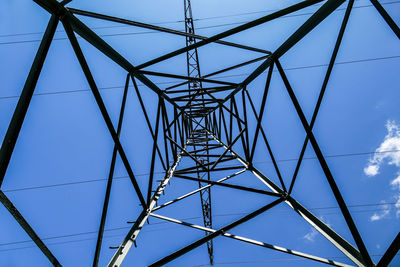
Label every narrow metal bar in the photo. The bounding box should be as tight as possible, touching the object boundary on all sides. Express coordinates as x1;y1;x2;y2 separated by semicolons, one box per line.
165;85;234;95
149;198;284;266
275;59;372;266
173;156;233;173
245;89;285;191
166;109;183;133
376;232;400;267
34;0;180;108
147;99;162;205
191;120;366;266
222;0;346;104
160;99;173;168
241;89;251;163
231;97;250;163
165;55;268;91
149;212;353;267
68;7;271;54
174;165;244;175
288;0;354;194
249;63;274;163
107;140;190;267
0;190;61;266
166;136;208;171
210;128;245;171
220;107;229;144
229;100;233;145
138;70;236;86
92;74;130;267
131;76;167;170
0;15;58;187
370;0;400;39
62;19;147;207
152;169;246;211
173;174;281;197
136;0;323;69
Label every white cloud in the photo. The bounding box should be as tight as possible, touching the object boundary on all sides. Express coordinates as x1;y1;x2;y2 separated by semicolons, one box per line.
395;194;400;218
364;120;400;220
369;202;390;222
364;120;400;177
304;228;318;242
364;165;379;176
391;173;400;190
303;217;330;242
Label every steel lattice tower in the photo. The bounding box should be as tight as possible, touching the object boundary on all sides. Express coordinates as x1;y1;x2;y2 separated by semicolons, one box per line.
0;0;399;266
183;0;214;264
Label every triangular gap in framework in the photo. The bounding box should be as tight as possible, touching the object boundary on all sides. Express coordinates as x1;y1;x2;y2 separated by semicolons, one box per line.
5;25;133;267
73;29;133;129
71;10;189;75
275;53;375;266
251;64;305;191
0;200;54;266
242;68;288;192
51;26;151;266
289;142;359;249
62;23;153;212
311;2;400;261
368;0;400;40
276;0;349;123
225;198;355;266
224;94;247;160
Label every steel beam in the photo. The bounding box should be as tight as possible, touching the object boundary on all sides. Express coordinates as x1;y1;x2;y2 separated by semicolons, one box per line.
68;7;271;54
189;120;368;267
276;59;373;266
376;232;400;267
370;0;400;39
149;198;284;266
0;190;61;266
33;0;180;109
136;0;324;69
93;74;130;267
0;14;58;187
107;140;189;266
62;19;146;207
149;212;353;267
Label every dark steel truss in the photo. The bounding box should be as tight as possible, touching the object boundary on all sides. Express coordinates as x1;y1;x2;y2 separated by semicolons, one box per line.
0;0;399;266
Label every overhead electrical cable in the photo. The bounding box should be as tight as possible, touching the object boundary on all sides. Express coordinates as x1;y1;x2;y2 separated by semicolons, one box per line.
3;149;399;193
0;1;398;46
0;54;398;101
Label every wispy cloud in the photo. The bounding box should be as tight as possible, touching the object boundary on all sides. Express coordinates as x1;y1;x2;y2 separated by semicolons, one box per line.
303;217;330;242
364;120;400;220
370;202;391;221
364;120;400;176
304;228;318;242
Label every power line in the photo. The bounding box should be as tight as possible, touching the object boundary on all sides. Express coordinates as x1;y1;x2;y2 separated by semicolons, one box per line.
0;202;396;250
0;54;398;101
0;1;398;46
193;254;400;266
3;149;399;193
0;1;338;39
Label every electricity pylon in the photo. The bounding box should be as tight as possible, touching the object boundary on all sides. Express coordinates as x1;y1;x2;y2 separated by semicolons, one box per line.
0;0;399;266
183;0;214;264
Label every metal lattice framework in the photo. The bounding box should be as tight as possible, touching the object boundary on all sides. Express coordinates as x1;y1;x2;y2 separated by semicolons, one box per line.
0;0;399;266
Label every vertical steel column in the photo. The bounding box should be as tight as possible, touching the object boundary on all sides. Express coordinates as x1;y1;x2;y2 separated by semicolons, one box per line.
183;0;214;263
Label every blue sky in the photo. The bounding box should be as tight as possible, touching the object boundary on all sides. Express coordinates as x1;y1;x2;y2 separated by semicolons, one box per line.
0;0;399;266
